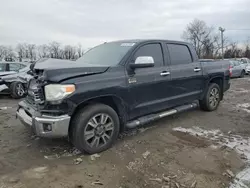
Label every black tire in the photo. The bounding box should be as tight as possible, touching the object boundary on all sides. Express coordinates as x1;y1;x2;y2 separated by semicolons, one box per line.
71;103;120;154
240;70;245;78
10;82;26;99
199;83;221;111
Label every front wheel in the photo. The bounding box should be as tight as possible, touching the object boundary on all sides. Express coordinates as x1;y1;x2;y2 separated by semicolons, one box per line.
10;82;26;99
199;83;221;111
71;104;120;154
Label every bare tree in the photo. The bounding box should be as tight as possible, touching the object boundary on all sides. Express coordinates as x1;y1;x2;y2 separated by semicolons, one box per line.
64;45;77;60
27;44;36;60
37;44;50;58
0;45;7;60
245;45;250;58
182;19;222;58
4;46;17;61
16;43;26;61
49;41;61;58
224;42;244;58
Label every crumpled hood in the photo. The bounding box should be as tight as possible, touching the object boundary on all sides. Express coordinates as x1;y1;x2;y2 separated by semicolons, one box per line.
34;58;109;82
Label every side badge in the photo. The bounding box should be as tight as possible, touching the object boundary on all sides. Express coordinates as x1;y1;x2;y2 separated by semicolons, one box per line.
128;77;137;84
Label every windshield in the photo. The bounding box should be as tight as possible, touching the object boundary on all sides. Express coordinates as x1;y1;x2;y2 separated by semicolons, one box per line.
76;42;135;66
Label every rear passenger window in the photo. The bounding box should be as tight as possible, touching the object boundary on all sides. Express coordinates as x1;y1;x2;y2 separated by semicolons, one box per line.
167;44;192;65
134;43;164;67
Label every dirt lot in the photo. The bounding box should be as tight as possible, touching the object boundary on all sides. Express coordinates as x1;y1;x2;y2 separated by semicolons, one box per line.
0;77;250;188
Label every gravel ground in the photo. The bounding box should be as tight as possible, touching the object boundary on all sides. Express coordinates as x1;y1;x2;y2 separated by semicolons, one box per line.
0;77;250;188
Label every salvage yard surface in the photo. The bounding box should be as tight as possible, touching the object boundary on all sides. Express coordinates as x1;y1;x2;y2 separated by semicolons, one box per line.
0;77;250;188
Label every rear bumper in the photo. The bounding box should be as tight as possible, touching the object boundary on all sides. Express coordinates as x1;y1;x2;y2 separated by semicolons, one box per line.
16;100;71;138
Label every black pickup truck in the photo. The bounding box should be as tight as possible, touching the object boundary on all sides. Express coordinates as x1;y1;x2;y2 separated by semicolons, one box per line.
17;39;230;154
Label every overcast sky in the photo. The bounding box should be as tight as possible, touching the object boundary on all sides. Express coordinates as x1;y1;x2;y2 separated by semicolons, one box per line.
0;0;249;48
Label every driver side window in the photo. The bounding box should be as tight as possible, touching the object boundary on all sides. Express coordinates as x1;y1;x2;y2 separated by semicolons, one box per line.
133;43;164;67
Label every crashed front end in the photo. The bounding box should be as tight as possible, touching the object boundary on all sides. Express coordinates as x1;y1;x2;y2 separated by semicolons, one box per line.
16;58;109;138
16;75;71;138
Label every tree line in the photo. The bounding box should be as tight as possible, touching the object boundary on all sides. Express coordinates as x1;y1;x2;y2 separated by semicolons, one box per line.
182;19;250;59
0;19;250;62
0;42;84;62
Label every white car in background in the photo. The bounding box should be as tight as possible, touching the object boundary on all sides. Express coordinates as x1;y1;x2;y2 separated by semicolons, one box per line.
229;60;246;78
238;58;250;74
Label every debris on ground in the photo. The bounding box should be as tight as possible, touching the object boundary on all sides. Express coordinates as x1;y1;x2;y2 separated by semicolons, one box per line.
226;169;235;178
162;174;170;182
91;181;103;185
175;182;180;188
90;153;101;161
44;154;60;160
71;148;82;155
74;158;83;165
190;180;197;188
142;151;150;159
169;175;177;179
149;178;162;183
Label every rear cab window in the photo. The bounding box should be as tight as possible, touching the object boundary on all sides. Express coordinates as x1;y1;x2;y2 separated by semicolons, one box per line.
167;44;193;65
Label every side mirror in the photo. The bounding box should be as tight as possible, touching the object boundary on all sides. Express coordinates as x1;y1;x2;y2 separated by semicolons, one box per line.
130;56;154;69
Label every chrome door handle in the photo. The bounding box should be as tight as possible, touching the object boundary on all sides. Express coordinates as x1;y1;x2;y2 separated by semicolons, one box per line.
194;68;201;72
160;72;170;76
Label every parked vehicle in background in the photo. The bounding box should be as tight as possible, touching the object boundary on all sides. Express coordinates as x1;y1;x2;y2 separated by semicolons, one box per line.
16;39;230;154
229;60;246;78
199;59;215;62
0;63;32;98
246;64;250;75
239;58;250;65
0;62;29;77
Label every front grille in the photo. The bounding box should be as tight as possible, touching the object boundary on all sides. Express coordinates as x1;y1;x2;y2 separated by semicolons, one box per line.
26;79;45;104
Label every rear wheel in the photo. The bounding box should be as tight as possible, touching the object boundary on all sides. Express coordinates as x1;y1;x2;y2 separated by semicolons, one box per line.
199;83;221;111
71;104;120;154
10;82;26;99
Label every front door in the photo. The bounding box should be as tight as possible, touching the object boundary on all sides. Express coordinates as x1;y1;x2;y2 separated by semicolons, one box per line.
127;43;171;119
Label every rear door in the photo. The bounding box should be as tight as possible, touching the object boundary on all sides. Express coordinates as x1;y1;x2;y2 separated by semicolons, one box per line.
165;43;204;107
127;43;171;119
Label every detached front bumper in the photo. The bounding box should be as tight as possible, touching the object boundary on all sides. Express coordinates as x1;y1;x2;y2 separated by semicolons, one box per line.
16;100;71;138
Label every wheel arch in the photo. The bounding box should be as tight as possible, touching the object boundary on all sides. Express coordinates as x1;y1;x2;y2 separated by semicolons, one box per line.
208;76;224;100
69;95;128;136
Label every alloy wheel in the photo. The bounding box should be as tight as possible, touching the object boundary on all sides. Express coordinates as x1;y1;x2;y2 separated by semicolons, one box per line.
209;88;219;108
84;113;114;148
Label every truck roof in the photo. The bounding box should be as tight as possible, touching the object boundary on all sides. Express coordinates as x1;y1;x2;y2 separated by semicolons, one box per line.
111;39;191;45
